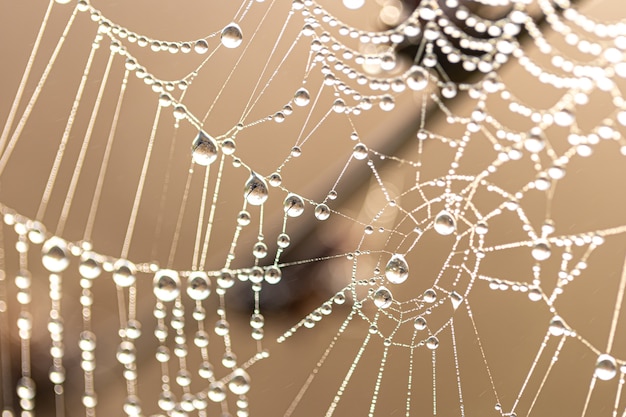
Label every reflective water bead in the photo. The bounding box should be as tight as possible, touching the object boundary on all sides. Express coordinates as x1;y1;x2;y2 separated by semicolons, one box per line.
192;131;219;166
221;23;243;48
176;369;192;386
153;270;181;302
125;319;142;339
524;128;546;153
293;88;311;106
42;237;70;273
249;266;264;284
277;233;291;248
450;291;464;310
283;193;305;217
441;82;457;98
222;352;237;368
187;271;211;300
228;369;251;395
373;286;393;309
208;381;227;402
155;346;170;363
314;203;330;220
27;221;46;244
434;210;456;235
334;291;346;304
82;393;98;408
343;0;364;9
237;210;251;226
244;173;269;206
352;143;368;160
379;95;395;111
385;254;409;284
116;341;136;365
426;336;439;350
158;391;176;411
475;221;488;235
291;146;302;157
414;316;427;330
217;269;235;288
221;138;236;155
113;259;137;287
250;313;265;329
406;66;429;91
194;39;209;54
531;240;551;261
123;395;142;416
423;288;437;303
549;316;566;336
252;241;268;258
215;320;230;336
268;172;282;187
79;330;97;351
79;252;101;279
595;354;617;381
16;377;36;400
199;362;214;379
264;266;282;284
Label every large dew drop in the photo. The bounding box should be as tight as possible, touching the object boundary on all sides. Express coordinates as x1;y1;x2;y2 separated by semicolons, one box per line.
373;286;393;309
153;270;180;302
293;88;310;106
595;354;617;381
221;23;243;48
113;259;137;287
406;66;428;91
283;193;305;217
434;210;456;235
187;271;211;300
42;237;70;273
385;254;409;284
531;240;551;261
191;131;219;166
244;173;269;206
228;369;251;395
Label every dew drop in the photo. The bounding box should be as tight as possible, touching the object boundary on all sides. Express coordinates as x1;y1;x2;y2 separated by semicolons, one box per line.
373;286;393;309
264;266;282;284
116;341;136;365
293;88;311;106
450;291;463;310
548;315;566;336
595;354;617;381
475;221;488;235
208;381;227;402
277;233;291;248
531;240;551;261
385;254;409;284
79;252;101;279
152;270;180;302
291;146;302;157
237;210;251;226
221;23;243;48
221;138;236;155
244;173;269;206
352;143;368;160
426;336;439;350
268;172;282;187
228;369;251;395
191;131;219;166
42;237;70;273
194;39;209;54
528;287;542;301
414;316;427;330
252;241;268;258
113;259;137;287
16;377;36;400
314;203;331;220
524;128;545;153
406;66;429;91
187;271;211;300
434;210;456;235
423;288;437;303
343;0;364;9
283;193;305;217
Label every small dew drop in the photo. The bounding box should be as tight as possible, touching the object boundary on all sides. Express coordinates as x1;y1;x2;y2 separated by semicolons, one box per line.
42;237;70;273
283;193;305;217
221;23;243;49
264;266;282;284
79;252;101;279
187;271;211;301
595;354;617;381
414;316;427;330
426;336;439;350
293;88;311;106
373;286;393;309
244;173;269;206
531;240;551;261
423;288;437;303
268;172;282;187
314;204;331;221
434;210;456;235
548;316;566;337
113;259;137;287
228;369;251;395
524;128;546;153
352;143;368;160
385;254;409;284
191;131;219;166
208;381;227;402
406;66;429;91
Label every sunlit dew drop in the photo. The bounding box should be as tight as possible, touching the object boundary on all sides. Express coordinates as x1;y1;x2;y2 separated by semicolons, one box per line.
548;315;566;337
187;271;211;300
244;173;269;206
554;108;574;127
414;316;427;330
434;210;456;235
423;288;437;303
352;143;368;160
385;254;409;284
314;204;331;220
595;354;617;381
343;0;365;9
406;66;429;91
113;259;137;287
191;131;219;166
450;291;463;310
531;239;551;261
524;128;546;153
221;23;243;48
283;193;305;217
426;336;439;350
475;221;488;235
228;369;251;395
42;237;70;273
373;286;393;309
153;270;180;302
208;381;227;402
293;88;310;106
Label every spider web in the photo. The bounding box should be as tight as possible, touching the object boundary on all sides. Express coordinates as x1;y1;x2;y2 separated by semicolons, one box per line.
0;0;625;416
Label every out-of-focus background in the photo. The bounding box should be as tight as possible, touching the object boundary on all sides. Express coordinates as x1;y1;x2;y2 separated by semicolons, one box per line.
1;0;626;416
